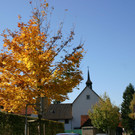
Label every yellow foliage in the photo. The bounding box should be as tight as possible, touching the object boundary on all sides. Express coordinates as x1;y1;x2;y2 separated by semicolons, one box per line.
88;93;120;132
0;0;84;113
129;93;135;119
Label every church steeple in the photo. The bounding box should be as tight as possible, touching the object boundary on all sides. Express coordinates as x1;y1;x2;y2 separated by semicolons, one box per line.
86;69;92;89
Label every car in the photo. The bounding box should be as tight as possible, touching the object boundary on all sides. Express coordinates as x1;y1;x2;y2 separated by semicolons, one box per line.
56;133;80;135
96;133;108;135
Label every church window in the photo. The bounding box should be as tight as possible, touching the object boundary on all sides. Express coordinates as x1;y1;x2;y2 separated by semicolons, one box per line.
86;95;90;100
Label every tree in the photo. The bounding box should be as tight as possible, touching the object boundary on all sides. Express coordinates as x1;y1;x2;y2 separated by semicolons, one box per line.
53;100;61;104
121;83;135;133
129;93;135;119
129;93;135;135
88;93;120;134
0;1;84;113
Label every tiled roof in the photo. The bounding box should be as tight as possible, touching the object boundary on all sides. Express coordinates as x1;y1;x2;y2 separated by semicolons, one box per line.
81;118;92;127
44;103;72;120
15;107;34;115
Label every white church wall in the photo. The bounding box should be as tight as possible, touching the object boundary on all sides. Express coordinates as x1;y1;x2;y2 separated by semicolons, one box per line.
72;86;100;129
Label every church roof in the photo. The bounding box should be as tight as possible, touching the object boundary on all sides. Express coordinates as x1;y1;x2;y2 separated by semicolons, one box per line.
72;86;100;104
73;69;100;104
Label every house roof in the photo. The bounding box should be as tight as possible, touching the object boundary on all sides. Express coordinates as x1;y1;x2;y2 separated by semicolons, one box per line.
81;118;93;127
15;107;34;115
44;103;72;120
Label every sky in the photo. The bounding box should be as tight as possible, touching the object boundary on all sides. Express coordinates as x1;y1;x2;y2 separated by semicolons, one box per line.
0;0;135;107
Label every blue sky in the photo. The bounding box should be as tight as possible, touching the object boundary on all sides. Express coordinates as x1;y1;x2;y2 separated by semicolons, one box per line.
1;0;135;107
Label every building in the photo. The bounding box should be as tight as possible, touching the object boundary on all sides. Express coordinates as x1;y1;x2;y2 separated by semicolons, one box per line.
44;70;100;130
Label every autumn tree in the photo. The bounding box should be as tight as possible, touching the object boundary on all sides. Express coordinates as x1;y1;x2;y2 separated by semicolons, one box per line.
0;1;84;113
129;93;135;119
121;83;135;133
88;93;120;134
129;93;135;135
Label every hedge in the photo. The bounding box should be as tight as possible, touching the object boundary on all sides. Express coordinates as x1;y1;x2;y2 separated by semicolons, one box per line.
0;111;64;135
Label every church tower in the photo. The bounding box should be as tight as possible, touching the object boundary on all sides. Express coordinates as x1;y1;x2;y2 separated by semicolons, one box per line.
86;69;92;89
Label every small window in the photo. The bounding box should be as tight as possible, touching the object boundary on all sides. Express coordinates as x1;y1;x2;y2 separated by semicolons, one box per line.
86;95;90;100
65;119;69;124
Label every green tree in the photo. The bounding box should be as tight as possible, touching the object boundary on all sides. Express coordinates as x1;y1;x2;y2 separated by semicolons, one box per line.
88;93;120;134
121;83;135;133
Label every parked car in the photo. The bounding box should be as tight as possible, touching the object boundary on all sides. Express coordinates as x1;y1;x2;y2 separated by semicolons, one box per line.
96;133;108;135
56;133;80;135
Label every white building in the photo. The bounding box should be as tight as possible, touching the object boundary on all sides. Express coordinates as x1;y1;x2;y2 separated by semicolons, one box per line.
44;70;100;130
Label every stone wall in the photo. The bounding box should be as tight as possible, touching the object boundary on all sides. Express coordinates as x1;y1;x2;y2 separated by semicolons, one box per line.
82;126;98;135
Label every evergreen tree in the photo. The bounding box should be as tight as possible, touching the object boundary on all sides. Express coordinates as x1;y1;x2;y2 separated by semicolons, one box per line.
121;83;135;133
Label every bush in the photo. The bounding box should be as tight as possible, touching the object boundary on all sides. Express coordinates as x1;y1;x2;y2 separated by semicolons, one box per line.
0;111;64;135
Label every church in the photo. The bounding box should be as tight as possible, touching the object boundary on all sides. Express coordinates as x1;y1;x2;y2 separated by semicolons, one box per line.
44;70;100;130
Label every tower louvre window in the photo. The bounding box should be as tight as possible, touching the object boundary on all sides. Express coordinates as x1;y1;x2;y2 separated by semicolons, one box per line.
86;95;90;100
86;69;92;89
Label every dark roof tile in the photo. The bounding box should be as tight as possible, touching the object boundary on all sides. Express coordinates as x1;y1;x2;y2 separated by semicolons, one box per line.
44;103;72;120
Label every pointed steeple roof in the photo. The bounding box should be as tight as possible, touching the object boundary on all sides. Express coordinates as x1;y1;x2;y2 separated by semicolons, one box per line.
86;69;92;89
